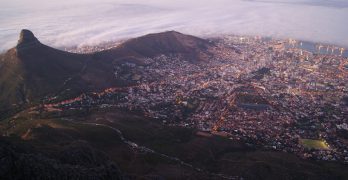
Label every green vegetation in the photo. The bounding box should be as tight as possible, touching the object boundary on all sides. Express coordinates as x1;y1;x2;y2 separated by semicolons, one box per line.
300;139;330;150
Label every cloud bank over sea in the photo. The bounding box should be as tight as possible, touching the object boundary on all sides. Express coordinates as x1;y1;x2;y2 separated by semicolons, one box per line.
1;0;348;50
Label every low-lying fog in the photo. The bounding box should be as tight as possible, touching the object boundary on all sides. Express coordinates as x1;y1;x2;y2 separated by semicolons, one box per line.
1;0;347;50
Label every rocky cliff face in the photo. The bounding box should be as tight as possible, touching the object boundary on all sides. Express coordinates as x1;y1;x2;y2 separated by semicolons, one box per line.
16;29;41;50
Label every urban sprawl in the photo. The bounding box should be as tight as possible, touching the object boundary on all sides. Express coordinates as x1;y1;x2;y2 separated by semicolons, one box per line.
40;35;348;163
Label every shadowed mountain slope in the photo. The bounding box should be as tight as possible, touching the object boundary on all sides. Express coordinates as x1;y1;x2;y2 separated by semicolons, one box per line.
0;30;214;118
0;30;212;116
96;31;214;63
0;30;116;115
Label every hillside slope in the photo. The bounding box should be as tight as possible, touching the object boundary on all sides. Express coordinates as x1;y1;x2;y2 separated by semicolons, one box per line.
0;30;214;119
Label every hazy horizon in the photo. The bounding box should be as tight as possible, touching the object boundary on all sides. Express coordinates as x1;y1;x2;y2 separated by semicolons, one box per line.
1;0;348;50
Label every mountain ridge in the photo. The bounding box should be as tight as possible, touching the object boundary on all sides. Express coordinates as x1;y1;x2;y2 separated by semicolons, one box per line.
0;29;213;119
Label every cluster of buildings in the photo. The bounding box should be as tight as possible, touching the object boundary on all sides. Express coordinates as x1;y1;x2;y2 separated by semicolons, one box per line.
43;35;347;163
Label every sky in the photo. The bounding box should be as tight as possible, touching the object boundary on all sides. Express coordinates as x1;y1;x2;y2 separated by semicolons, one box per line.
0;0;348;51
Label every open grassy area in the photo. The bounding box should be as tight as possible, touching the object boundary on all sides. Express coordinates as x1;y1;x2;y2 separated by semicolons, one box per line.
300;139;330;150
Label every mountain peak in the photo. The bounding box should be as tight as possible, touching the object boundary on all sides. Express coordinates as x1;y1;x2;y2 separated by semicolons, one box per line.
116;30;212;60
16;29;40;48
